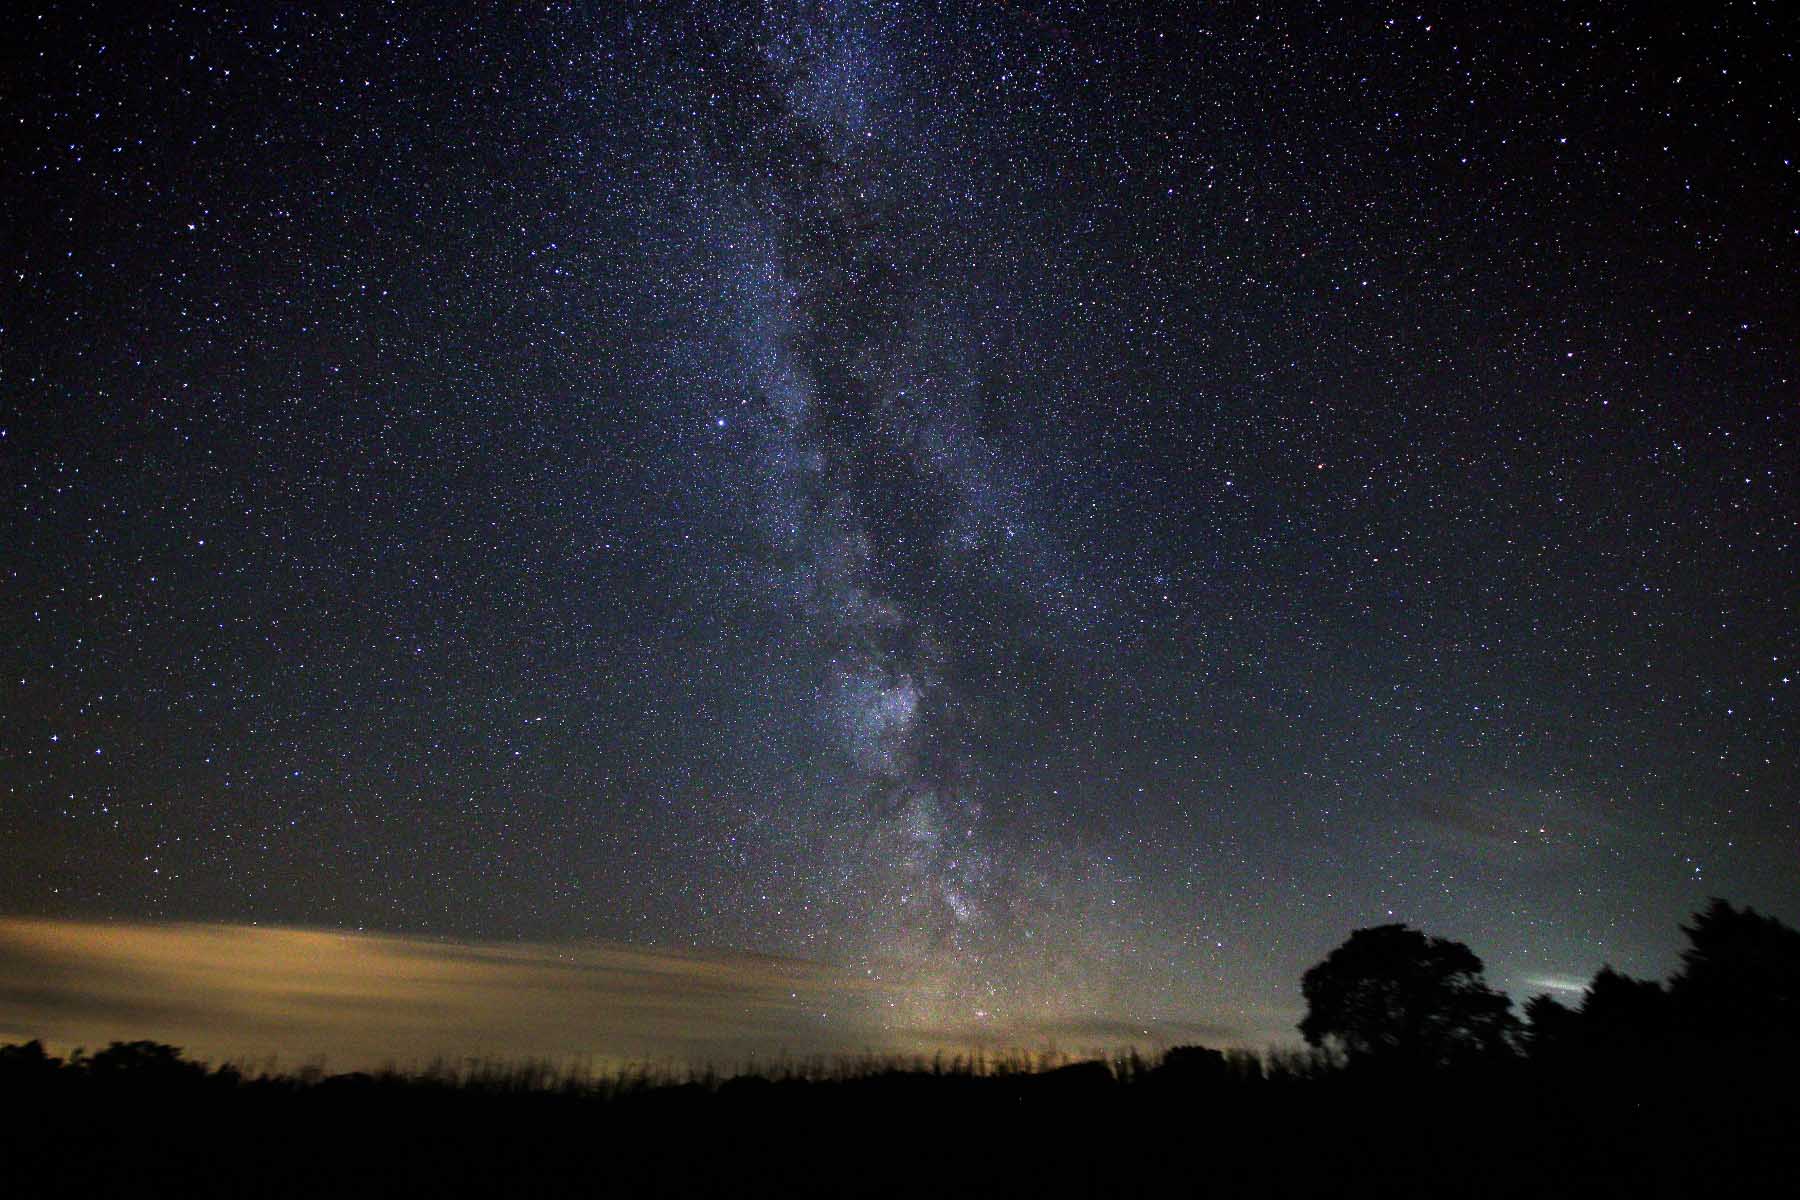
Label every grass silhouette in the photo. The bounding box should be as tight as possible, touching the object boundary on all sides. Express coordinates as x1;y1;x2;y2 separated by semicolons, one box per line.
3;1033;1795;1197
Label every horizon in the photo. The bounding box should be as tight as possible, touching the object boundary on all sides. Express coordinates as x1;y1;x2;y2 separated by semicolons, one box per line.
0;908;1741;1070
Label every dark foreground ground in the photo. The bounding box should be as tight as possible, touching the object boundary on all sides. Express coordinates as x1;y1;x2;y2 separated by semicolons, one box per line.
5;1046;1798;1198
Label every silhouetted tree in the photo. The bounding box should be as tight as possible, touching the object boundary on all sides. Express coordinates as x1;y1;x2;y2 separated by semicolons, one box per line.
1580;966;1669;1036
0;1038;62;1086
1523;993;1580;1058
1300;924;1519;1069
1669;898;1800;1039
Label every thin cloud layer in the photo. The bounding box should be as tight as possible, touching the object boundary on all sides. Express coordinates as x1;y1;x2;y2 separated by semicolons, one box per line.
0;918;889;1070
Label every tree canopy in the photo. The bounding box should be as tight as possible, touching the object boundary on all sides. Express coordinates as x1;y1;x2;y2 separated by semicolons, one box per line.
1300;924;1519;1069
1669;898;1800;1037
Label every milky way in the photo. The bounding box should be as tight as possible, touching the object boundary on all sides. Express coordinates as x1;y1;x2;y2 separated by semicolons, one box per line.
655;6;1135;1023
3;2;1795;1051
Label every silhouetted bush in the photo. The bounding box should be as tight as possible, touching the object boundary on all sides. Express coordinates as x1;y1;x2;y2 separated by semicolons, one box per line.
1151;1043;1227;1088
85;1039;209;1084
1021;1058;1113;1099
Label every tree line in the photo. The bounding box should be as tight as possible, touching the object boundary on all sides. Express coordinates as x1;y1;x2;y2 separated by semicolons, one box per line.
1297;898;1800;1073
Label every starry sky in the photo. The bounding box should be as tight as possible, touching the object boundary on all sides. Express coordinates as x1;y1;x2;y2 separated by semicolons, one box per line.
3;2;1796;1055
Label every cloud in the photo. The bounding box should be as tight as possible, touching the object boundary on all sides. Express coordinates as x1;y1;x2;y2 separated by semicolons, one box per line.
0;918;891;1070
1406;784;1618;869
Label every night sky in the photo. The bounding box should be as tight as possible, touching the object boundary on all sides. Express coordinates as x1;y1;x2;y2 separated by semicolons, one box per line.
3;2;1796;1055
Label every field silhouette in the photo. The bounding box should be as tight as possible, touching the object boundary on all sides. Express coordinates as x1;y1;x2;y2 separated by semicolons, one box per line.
4;900;1797;1197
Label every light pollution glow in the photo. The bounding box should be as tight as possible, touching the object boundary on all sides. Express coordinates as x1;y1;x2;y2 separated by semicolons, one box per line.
0;919;1270;1071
